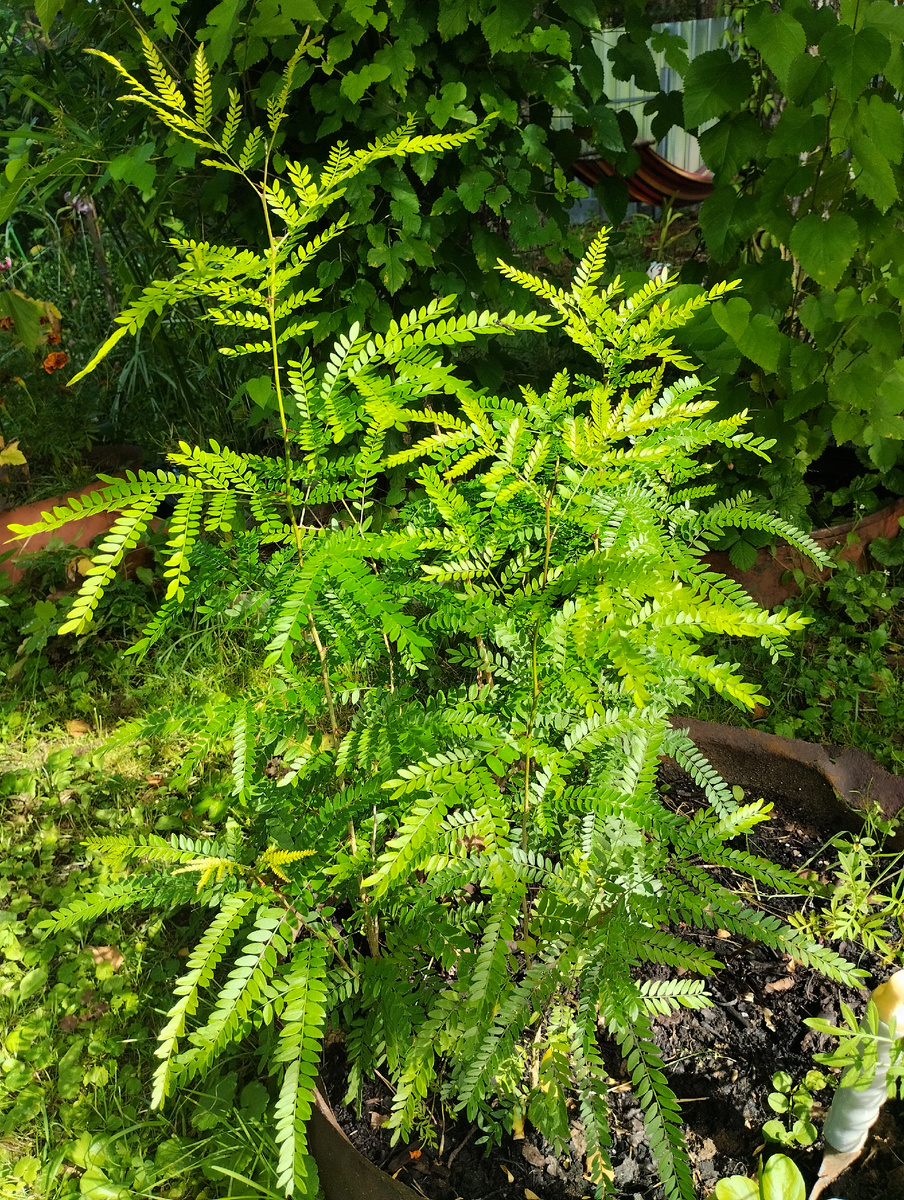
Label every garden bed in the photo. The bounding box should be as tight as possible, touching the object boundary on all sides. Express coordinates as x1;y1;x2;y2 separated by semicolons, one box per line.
315;768;904;1200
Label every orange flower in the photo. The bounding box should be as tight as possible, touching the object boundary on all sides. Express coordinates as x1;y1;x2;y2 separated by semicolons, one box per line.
42;351;69;373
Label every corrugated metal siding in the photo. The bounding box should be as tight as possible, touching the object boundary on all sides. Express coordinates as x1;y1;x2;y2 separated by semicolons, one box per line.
556;18;731;174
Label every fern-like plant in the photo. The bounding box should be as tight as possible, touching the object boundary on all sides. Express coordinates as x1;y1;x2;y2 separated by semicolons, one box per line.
23;34;866;1200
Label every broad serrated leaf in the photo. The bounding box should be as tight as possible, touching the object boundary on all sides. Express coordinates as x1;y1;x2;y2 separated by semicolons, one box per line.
818;23;889;102
789;213;859;289
683;49;753;129
744;4;806;87
851;130;900;213
481;0;533;53
698;112;766;177
609;32;660;93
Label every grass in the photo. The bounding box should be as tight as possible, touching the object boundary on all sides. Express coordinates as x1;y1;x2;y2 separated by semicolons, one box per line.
0;537;287;1200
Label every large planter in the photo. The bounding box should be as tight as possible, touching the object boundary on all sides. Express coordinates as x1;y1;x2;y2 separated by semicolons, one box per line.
705;497;904;610
0;480;118;586
308;721;904;1200
309;1088;416;1200
0;445;144;586
668;716;904;832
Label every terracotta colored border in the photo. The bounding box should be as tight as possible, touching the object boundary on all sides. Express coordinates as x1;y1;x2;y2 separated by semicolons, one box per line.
0;481;119;586
705;497;904;610
668;717;904;830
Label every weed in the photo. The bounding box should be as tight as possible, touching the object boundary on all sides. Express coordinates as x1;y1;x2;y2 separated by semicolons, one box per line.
762;1068;827;1148
790;807;904;964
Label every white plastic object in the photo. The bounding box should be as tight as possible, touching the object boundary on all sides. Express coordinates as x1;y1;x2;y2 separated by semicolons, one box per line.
822;969;904;1154
646;260;670;283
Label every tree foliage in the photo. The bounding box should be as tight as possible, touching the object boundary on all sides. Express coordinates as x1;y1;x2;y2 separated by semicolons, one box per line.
1;0;658;346
668;0;904;533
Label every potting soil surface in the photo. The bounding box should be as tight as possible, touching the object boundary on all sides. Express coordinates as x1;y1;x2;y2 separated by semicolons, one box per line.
319;769;904;1200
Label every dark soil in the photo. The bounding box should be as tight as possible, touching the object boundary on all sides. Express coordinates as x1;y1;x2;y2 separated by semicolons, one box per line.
318;768;904;1200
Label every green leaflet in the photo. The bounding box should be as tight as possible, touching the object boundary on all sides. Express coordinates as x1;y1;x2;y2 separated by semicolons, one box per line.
272;938;329;1196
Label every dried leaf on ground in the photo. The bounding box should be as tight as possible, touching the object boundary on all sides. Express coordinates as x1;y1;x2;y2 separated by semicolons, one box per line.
89;945;123;970
765;976;795;993
522;1143;545;1168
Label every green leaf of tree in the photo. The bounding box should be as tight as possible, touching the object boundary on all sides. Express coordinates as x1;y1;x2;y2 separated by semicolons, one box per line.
784;52;831;106
140;0;180;37
650;28;688;74
426;82;469;130
829;359;881;415
784;0;837;42
873;359;904;439
744;4;806;88
340;61;391;104
699;186;760;261
609;32;660;93
198;0;246;68
457;167;494;213
832;408;866;446
481;0;533;53
576;42;605;101
856;95;904;162
557;0;602;31
737;314;783;375
818;24;889;102
530;24;571;57
344;0;380;24
34;0;64;33
389;185;422;234
0;290;48;353
682;50;753;129
366;238;409;294
437;0;470;39
789;213;859;289
698;112;765;177
851;130;899;213
587;102;626;151
712;296;751;343
373;38;415;94
713;299;783;374
765;105;824;158
108;142;156;193
866;431;902;470
520;124;551;170
728;538;759;571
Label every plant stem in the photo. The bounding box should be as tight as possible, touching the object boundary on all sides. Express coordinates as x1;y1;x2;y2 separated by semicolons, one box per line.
307;610;338;737
520;464;559;936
